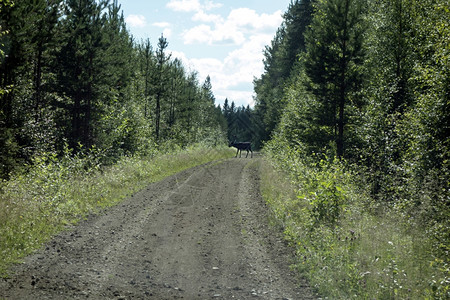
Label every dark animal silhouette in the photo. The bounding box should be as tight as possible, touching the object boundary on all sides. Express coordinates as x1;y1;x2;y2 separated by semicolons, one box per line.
229;141;253;158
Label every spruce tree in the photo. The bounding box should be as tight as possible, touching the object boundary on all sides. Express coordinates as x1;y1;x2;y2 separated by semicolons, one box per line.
304;0;366;158
138;38;153;118
56;0;108;150
154;34;170;141
0;0;61;176
253;0;314;144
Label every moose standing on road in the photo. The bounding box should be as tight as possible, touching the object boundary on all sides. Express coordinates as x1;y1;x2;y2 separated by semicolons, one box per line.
229;141;253;158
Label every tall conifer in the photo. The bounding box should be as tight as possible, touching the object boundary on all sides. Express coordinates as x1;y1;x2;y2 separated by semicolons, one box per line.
304;0;366;158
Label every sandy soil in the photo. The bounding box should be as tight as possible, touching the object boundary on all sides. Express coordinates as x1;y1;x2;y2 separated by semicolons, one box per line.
0;157;316;299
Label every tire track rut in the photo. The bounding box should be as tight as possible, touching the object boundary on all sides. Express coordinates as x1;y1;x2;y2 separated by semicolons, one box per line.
1;158;315;299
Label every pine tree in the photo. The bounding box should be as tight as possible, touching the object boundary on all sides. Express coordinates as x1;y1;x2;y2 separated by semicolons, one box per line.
100;0;132;99
154;34;171;141
55;0;108;150
200;75;216;127
94;0;136;154
202;75;214;104
253;0;314;144
167;58;184;132
304;0;366;158
138;38;153;118
283;0;314;70
31;0;60;119
0;0;61;176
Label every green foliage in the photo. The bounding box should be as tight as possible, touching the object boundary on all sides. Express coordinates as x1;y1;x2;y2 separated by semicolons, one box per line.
253;0;314;143
264;139;347;227
0;145;234;276
0;0;232;278
274;63;334;155
0;0;13;67
0;127;21;178
222;99;255;146
257;1;449;297
304;0;366;158
0;0;228;178
261;144;449;299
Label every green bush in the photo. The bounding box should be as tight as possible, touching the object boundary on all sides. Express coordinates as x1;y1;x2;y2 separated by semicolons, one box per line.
0;145;234;276
261;141;449;299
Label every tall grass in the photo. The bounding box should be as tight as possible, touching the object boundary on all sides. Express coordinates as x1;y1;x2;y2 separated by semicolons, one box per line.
0;145;234;276
260;144;448;299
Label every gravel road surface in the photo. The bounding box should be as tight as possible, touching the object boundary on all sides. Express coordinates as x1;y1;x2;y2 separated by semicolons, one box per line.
1;158;315;299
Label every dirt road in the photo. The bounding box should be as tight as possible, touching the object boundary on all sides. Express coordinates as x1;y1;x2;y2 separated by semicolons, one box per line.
1;158;315;299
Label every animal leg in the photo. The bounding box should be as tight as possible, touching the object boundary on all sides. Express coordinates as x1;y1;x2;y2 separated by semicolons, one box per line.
235;148;239;158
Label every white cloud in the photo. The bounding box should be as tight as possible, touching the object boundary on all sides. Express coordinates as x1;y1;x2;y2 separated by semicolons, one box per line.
227;8;282;30
214;35;271;89
224;34;273;79
182;24;214;44
191;58;224;80
125;14;146;28
152;22;171;28
166;0;222;12
182;8;282;46
259;11;284;29
163;28;173;39
203;0;223;10
170;50;188;61
216;90;254;107
166;0;202;12
152;22;173;38
227;8;258;28
183;24;245;45
170;41;266;107
192;10;223;23
167;6;283;107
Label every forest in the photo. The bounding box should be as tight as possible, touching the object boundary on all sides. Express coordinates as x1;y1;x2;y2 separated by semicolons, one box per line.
0;0;231;179
253;0;449;298
1;0;449;298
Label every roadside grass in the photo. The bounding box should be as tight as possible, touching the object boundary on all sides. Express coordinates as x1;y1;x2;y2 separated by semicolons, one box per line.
0;145;234;276
260;154;448;299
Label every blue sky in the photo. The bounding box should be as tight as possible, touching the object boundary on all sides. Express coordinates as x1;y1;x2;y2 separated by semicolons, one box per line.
119;0;292;108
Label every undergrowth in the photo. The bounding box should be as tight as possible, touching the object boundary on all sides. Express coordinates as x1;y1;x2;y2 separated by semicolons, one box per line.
0;144;234;276
260;144;449;299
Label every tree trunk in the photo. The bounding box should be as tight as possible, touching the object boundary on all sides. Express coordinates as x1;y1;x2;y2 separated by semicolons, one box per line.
155;90;161;141
34;43;43;121
336;0;350;159
337;95;345;158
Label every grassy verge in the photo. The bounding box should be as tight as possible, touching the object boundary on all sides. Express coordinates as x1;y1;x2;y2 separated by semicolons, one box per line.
260;154;448;299
0;145;234;276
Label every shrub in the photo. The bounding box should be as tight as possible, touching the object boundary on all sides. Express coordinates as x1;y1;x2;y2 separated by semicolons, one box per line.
0;145;233;276
261;141;449;299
